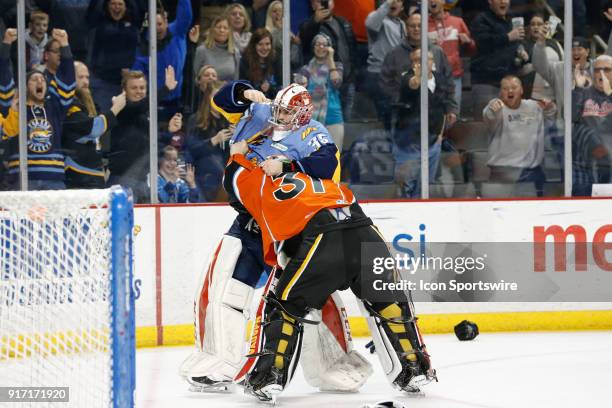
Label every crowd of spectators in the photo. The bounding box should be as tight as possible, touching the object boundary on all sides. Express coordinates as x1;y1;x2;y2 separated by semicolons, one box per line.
0;0;611;202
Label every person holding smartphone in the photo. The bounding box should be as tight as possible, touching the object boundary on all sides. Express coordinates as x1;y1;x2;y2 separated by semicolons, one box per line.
294;33;345;150
157;145;200;203
470;0;529;119
299;0;358;121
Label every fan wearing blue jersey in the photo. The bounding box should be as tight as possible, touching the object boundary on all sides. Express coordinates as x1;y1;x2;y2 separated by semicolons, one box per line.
179;81;372;393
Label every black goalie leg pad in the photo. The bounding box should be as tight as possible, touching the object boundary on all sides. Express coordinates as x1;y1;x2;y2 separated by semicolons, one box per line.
244;297;304;401
368;302;437;392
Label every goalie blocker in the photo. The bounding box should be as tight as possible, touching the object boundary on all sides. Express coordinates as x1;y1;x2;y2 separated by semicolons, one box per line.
224;149;436;402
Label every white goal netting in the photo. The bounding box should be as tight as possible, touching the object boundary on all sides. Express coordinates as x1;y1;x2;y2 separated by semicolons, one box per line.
0;188;134;408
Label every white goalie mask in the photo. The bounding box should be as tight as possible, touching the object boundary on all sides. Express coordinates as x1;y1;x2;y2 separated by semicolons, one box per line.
269;83;314;134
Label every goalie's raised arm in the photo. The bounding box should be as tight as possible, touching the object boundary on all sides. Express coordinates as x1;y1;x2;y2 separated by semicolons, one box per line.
212;80;258;124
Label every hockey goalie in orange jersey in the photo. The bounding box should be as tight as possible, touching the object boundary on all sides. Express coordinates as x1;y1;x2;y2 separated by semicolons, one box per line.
225;150;356;266
224;140;437;403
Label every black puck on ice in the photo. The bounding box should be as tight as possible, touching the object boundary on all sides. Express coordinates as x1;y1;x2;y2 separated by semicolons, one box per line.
454;320;479;341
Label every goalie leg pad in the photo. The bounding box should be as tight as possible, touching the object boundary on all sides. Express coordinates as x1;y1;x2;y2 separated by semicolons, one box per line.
244;295;304;401
301;293;373;391
181;235;254;382
360;300;435;392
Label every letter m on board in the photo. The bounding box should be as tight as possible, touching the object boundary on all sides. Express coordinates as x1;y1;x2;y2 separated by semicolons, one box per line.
533;225;587;272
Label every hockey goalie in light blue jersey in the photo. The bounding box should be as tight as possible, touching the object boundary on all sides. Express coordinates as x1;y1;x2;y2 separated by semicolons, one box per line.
179;81;372;393
213;80;341;181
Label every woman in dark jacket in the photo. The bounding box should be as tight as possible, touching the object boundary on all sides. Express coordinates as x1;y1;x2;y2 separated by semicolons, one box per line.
238;28;282;99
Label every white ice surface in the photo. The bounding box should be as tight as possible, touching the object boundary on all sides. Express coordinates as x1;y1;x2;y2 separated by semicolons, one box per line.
136;331;612;408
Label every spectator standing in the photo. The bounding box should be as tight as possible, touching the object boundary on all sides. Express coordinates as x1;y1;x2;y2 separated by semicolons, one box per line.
532;32;594;170
193;15;240;81
522;13;563;101
226;3;252;54
132;0;192;121
158;145;200;203
239;28;282;99
470;0;529;119
63;61;126;189
86;0;141;112
296;33;345;150
393;49;456;198
379;13;457;129
532;35;593;125
299;0;358;120
428;0;476;113
0;28;76;191
107;69;177;202
365;0;405;126
25;11;50;70
483;75;556;196
184;79;231;201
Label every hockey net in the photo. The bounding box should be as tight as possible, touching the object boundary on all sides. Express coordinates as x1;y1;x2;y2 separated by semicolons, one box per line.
0;188;134;407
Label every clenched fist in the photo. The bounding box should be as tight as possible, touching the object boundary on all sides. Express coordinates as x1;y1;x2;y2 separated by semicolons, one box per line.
243;89;269;103
3;28;17;45
260;158;283;176
52;29;69;47
230;140;249;155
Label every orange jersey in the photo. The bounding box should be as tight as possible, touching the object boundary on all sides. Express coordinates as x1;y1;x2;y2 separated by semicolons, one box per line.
334;0;375;43
227;154;355;265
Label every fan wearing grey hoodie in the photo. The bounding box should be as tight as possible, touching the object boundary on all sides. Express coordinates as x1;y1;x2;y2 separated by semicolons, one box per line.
25;11;50;69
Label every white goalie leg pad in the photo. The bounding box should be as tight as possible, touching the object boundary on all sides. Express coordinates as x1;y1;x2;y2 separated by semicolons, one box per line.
301;293;373;391
358;301;404;385
180;235;254;381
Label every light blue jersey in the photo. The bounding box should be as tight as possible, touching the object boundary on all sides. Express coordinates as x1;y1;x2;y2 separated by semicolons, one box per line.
213;80;340;181
231;103;334;166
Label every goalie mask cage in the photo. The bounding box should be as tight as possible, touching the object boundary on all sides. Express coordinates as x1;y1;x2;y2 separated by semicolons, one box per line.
0;187;135;408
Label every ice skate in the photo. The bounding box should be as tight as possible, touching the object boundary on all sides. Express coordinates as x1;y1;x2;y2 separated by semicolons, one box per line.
186;375;233;393
244;367;285;403
394;360;437;394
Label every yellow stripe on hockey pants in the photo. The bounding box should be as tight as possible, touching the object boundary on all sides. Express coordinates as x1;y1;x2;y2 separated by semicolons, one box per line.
281;234;323;301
